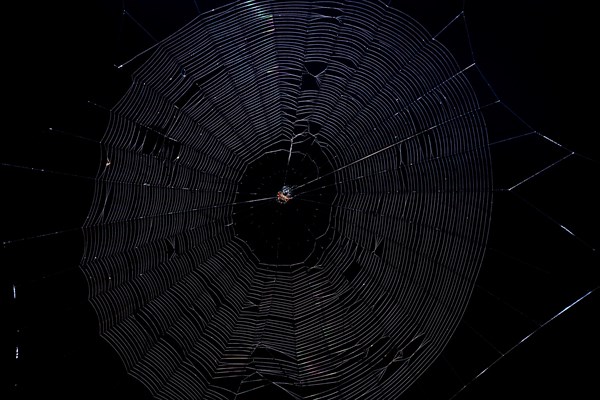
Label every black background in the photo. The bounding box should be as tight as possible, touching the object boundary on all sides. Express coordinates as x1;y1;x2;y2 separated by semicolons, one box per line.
3;1;598;399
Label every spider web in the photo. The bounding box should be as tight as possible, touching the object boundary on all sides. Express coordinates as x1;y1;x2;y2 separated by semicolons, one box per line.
3;1;598;399
83;1;495;398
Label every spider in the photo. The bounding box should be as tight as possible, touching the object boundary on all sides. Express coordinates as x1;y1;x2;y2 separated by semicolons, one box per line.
276;186;293;204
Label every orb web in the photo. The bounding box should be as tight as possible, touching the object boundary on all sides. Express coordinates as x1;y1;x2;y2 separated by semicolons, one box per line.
81;1;492;398
4;1;598;399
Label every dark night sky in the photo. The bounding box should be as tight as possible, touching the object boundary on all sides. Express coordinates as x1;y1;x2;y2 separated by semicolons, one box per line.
3;1;598;399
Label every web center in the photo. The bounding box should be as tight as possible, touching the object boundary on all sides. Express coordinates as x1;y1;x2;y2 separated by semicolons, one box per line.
233;146;336;266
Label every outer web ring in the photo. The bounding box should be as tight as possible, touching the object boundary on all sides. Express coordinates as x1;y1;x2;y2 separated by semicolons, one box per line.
81;1;492;399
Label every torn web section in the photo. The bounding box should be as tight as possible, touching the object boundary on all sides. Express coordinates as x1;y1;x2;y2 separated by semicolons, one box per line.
131;8;252;163
120;55;242;171
291;0;349;125
269;1;311;142
303;0;384;122
107;64;245;177
86;109;239;227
